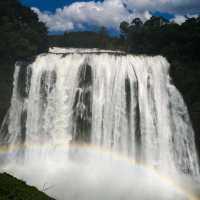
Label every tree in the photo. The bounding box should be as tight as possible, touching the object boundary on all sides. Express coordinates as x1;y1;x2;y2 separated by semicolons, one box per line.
131;18;143;28
0;0;48;62
120;21;130;35
0;0;48;124
144;16;169;28
99;26;108;37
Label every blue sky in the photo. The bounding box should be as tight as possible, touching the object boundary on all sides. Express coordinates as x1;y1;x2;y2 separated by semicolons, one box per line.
20;0;94;12
20;0;199;34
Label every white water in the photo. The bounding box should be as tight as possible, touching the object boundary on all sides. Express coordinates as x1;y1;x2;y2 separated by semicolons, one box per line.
0;48;199;199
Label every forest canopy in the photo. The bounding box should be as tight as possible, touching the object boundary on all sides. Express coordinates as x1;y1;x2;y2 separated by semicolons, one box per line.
120;16;200;62
0;0;48;63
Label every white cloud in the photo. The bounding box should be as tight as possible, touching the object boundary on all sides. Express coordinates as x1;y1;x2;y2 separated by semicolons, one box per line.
171;15;187;25
32;0;152;32
32;0;200;32
32;7;75;31
171;14;199;25
124;0;200;13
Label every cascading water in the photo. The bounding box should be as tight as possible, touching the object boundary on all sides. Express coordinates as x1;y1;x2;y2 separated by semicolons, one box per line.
0;48;199;200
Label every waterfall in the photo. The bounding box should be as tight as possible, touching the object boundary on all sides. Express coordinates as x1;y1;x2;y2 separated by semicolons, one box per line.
0;48;199;177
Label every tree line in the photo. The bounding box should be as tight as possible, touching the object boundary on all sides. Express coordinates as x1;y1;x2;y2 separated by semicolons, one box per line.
120;16;200;62
48;27;124;50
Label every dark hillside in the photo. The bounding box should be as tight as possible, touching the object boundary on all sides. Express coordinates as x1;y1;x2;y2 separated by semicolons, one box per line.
0;173;54;200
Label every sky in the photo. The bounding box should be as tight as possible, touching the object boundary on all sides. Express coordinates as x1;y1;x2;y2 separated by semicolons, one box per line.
20;0;200;34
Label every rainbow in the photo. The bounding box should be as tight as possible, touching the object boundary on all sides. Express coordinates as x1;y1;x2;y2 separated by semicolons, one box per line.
0;142;199;200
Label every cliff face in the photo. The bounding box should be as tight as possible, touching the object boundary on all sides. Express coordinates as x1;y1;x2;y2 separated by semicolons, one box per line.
170;61;200;157
0;173;54;200
0;62;14;124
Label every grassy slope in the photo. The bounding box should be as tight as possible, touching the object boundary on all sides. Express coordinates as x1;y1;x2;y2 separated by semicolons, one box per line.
0;173;55;200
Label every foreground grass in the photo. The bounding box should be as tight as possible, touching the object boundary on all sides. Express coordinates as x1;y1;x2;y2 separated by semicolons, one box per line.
0;173;55;200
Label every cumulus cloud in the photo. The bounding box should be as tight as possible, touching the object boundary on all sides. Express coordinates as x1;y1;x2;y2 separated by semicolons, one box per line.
171;15;187;25
124;0;200;13
171;14;199;25
32;0;200;32
32;0;152;32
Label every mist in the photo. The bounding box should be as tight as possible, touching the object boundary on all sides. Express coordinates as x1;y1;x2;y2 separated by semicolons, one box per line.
0;144;194;200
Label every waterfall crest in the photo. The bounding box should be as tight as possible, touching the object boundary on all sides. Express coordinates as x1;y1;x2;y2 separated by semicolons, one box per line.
0;48;199;176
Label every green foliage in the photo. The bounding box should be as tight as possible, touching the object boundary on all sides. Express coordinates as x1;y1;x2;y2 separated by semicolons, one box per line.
0;0;48;125
0;0;48;62
0;173;54;200
120;16;200;61
48;28;125;50
120;21;130;34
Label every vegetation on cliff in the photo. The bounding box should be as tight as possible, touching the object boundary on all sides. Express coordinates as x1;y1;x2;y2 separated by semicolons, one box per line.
0;173;54;200
0;0;48;62
0;0;48;122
